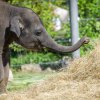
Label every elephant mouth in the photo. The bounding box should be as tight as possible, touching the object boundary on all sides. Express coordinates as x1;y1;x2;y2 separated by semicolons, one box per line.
18;39;44;51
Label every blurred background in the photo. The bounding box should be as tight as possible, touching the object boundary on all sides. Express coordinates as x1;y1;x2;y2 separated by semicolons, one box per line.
3;0;100;70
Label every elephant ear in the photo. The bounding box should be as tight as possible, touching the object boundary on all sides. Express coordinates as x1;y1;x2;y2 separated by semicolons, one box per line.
10;16;24;37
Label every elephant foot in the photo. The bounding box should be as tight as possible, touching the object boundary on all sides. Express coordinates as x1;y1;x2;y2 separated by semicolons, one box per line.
0;86;7;94
0;92;7;96
0;93;7;100
0;82;7;95
0;89;7;95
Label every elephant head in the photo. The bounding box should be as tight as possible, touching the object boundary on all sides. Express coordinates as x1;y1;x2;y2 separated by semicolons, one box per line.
10;8;89;53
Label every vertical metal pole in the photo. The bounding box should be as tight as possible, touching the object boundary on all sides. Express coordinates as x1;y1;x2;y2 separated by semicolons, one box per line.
69;0;80;58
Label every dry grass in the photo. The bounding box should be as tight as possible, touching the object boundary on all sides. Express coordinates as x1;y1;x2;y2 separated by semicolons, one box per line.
0;43;100;100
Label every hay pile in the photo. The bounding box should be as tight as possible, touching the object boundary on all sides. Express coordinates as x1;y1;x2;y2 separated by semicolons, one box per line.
0;43;100;100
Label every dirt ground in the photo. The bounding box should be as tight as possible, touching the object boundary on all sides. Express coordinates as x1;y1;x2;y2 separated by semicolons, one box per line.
0;43;100;100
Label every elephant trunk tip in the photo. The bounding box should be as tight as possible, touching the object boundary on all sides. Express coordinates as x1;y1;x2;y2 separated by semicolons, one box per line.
81;37;90;44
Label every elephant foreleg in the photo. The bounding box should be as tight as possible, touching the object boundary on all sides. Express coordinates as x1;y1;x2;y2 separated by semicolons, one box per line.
0;55;6;94
2;49;10;91
0;27;7;94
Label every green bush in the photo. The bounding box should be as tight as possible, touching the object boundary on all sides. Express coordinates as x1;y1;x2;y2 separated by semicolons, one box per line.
78;0;100;38
11;51;62;69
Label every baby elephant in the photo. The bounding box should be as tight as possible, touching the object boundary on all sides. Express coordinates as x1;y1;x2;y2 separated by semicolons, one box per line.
0;1;89;94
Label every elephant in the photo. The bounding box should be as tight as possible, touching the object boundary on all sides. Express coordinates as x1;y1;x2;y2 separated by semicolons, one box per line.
0;1;89;94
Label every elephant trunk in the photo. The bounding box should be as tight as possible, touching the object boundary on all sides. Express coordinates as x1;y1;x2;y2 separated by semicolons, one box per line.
41;36;89;54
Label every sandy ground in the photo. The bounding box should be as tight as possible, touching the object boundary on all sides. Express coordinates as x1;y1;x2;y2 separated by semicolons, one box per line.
0;43;100;100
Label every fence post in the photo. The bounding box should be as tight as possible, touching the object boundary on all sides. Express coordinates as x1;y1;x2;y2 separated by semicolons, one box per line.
69;0;80;58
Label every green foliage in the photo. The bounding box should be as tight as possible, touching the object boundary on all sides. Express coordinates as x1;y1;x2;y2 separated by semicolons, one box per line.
78;0;100;18
11;52;62;69
78;0;100;38
10;42;24;52
79;20;99;38
78;0;100;55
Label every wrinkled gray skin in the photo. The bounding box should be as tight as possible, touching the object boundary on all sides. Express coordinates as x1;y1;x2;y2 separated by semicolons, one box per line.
0;1;89;94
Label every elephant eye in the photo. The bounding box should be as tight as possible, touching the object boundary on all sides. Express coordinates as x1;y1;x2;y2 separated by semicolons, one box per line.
35;30;41;36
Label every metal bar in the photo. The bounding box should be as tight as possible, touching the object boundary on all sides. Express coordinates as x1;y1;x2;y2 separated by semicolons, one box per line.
69;0;80;58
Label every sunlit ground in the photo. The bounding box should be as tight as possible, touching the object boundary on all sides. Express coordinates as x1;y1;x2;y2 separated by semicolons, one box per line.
8;71;57;91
